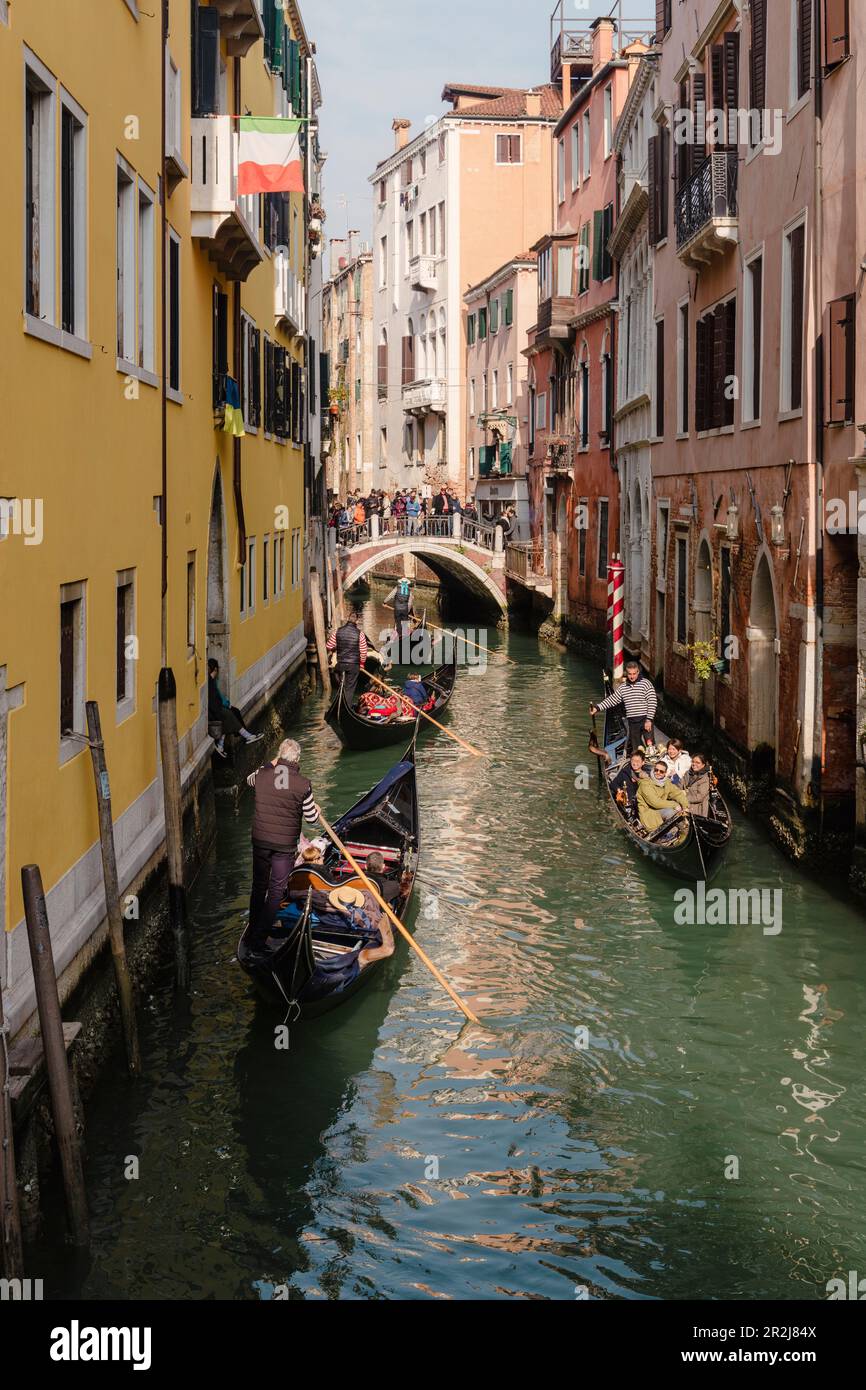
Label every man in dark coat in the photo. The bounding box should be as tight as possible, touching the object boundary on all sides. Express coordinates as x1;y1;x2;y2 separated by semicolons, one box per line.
246;738;320;946
325;607;368;706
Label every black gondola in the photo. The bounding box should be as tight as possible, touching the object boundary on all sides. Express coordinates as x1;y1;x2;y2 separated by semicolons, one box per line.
237;742;419;1018
324;655;457;751
591;697;732;882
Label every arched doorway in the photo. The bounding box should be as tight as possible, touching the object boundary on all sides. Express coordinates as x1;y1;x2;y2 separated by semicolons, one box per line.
748;551;778;768
694;538;714;713
207;467;230;679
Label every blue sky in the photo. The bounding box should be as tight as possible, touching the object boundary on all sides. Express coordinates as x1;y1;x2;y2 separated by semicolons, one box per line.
313;0;651;254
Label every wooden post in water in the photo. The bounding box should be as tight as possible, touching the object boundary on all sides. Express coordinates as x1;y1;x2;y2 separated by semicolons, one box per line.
0;979;24;1280
20;865;89;1248
84;702;141;1075
309;570;331;692
157;668;190;989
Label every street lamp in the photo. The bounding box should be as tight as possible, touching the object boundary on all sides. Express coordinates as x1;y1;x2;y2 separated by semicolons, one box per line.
725;503;739;541
769;504;785;546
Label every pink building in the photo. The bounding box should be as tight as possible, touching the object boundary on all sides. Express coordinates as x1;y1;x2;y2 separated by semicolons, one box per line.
464;252;537;536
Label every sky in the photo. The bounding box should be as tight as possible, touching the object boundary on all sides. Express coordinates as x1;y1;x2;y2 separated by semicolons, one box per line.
312;0;652;260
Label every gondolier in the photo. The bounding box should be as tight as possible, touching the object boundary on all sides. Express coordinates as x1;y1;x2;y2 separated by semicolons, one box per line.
390;578;415;639
246;739;320;948
590;661;657;754
326;606;368;706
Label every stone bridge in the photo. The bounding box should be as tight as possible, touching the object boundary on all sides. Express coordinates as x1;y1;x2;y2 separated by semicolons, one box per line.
335;516;508;612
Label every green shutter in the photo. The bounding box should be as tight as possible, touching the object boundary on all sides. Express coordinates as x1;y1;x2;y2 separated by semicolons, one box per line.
272;8;285;74
479;307;487;339
499;442;513;474
592;210;604;281
290;39;302;114
504;289;513;326
491;299;499;333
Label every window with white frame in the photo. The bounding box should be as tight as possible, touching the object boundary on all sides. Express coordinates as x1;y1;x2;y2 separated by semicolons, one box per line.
492;370;498;410
482;372;489;412
116;160;136;361
167;227;181;395
429;209;437;256
262;534;270;603
743;250;763;423
60;92;87;339
603;85;613;157
380;426;388;465
571;124;580;190
185;554;195;654
240;536;256;616
557;138;565;203
536;391;548;430
780;218;805;413
292;528;301;588
25;51;57;327
582;110;591;178
506;362;514;404
59;581;86;762
677;299;689;434
116;569;136;718
470;377;476;416
496;133;522;164
438;202;446;255
137;182;155;372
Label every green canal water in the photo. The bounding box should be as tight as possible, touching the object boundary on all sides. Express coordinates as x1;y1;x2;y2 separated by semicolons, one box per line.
35;599;866;1300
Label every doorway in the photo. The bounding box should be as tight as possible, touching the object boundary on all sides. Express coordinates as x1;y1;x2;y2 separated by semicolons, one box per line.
748;551;778;768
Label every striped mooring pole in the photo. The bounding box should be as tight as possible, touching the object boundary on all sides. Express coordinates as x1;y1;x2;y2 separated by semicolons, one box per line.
608;555;625;683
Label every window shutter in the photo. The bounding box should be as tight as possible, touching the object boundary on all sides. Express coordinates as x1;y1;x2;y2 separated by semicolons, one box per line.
826;295;855;423
655;318;665;437
378;341;387;389
711;308;726;428
690;73;706;177
504;289;513;326
724;298;736;425
711;44;725;119
797;0;812;99
272;14;285;75
824;0;850;68
724;31;740;123
676;81;690;190
659;127;670;240
750;0;767;117
60;602;75;735
648;135;658;245
291;40;302;115
751;257;762;418
194;5;220;117
654;0;669;41
790;224;805;410
308;336;316;413
592;209;604;280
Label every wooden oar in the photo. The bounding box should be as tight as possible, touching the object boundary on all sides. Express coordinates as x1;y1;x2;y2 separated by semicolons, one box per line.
316;810;480;1025
386;606;517;666
363;670;483;757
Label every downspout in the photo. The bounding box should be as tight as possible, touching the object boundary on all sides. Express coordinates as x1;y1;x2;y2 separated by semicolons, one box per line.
233;58;244;568
160;0;169;666
813;6;825;833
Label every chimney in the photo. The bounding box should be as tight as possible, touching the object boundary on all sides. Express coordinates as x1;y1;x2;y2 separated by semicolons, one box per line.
348;228;359;259
591;16;615;72
526;89;541;118
392;118;411;151
561;62;572;110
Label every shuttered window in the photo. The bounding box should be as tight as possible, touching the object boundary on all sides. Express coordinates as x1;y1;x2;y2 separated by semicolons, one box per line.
192;4;220;117
578;223;590;294
655;317;665;437
578;498;588;576
720;549;732;659
649;130;670;244
212;284;228;408
377;341;388;393
597;500;609;580
725;31;740;124
796;0;813;100
696;300;737;430
785;222;805;412
401;334;415;384
749;0;767;138
690;73;706;177
648;135;658;244
824;0;850;69
504;289;514;326
675;537;687;645
744;254;762;423
60;600;76;737
825;295;855;423
655;0;671;41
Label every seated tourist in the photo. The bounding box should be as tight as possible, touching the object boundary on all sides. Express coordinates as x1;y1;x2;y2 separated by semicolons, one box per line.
327;885;394;969
610;751;648;810
682;752;711;819
402;673;428;708
364;850;403;904
637;760;689;834
662;738;692;784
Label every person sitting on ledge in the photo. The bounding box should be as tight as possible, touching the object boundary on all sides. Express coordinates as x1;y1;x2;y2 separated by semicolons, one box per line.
208;658;263;758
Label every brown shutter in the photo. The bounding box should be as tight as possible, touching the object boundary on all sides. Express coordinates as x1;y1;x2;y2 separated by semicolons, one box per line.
750;0;767;116
648;135;658;245
690;73;706;176
824;0;850;68
724;298;736;426
377;341;387;390
751;256;762;418
655;0;667;42
724;32;740;146
711;44;725;120
797;0;813;98
677;80;690;189
712;308;727;428
659;126;669;240
826;295;855;423
694;316;705;431
789;223;805;410
705;312;717;429
656;317;665;437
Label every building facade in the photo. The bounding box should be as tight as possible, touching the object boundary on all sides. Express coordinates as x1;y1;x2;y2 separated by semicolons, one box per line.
0;0;320;1038
321;239;374;500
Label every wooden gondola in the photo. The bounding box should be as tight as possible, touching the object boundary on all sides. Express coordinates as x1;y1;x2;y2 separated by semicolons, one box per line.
324;654;457;751
590;694;732;882
237;740;419;1019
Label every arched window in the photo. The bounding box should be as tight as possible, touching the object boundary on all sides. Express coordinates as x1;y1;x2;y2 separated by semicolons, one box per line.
378;326;387;394
578;340;590;448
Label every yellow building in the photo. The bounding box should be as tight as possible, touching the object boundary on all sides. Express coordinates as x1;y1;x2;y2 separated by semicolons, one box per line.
0;0;321;1038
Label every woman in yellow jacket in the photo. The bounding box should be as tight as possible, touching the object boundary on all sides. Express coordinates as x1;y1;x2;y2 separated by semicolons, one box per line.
637;761;689;833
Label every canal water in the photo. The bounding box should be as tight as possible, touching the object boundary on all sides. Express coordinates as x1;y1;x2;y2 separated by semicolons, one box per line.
35;597;866;1300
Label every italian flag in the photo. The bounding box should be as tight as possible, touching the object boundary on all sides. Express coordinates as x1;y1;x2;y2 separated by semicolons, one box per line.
237;117;304;195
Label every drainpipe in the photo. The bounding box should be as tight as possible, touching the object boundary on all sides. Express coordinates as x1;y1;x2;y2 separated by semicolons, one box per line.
234;59;244;571
160;0;168;667
813;8;825;835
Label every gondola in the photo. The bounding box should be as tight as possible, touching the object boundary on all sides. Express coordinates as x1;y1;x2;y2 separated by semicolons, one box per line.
237;740;419;1019
590;690;732;882
324;653;457;751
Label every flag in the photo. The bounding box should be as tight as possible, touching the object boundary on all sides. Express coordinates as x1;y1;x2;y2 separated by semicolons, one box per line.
237;117;304;195
223;376;245;437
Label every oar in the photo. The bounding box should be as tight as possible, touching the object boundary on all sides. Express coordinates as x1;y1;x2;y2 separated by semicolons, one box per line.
315;810;480;1025
386;606;517;666
363;670;483;757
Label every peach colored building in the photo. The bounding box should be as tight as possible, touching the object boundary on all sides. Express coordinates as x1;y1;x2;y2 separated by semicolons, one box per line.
464;252;537;537
321;238;374;500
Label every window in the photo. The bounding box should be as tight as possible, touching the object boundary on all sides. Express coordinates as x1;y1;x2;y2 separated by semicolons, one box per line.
116;571;136;713
377;330;387;397
506;363;514;403
749;0;767;140
743;253;763;423
482;372;488;412
592;203;614;282
529;386;536;451
137;184;155;372
192;2;220;115
781;220;805;412
470;377;476;415
184;554;195;652
720;547;732;660
695;299;736;429
401;328;415;385
490;298;500;334
406;219;414;263
439;131;446;163
60;97;86;338
791;0;812;104
492;370;498;409
677;301;689;433
212;283;228;408
582;110;591;178
571;124;580;190
557;246;574;297
59;582;86;759
825;294;855;424
262;535;270;602
557;138;565;203
25;54;56;325
380;426;388;466
648;127;670;244
292;529;301;588
478;307;487;340
675;535;688;644
467;313;476;346
379;235;388;288
824;0;850;68
536;392;548;430
469;447;475;478
356;432;362;473
274;532;286;596
538;246;552;300
405;419;415;464
429;209;437;256
439;202;446;256
596;500;609;580
578;223;590;295
655;317;665;437
601;350;612;442
504;289;513;326
603;85;612;157
117;162;136;361
240;536;255;616
264;339;289;436
419;211;427;255
378;178;387;204
496;133;522;164
167;229;180;394
578;497;588;575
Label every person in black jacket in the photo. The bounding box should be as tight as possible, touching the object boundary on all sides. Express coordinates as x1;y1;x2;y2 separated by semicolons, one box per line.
208;659;263;757
325;607;368;705
245;738;321;946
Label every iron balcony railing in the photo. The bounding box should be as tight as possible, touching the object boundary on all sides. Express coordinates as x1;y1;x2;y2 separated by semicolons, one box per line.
675;151;738;250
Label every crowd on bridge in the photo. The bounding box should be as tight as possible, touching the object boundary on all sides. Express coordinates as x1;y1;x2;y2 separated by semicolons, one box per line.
328;487;517;548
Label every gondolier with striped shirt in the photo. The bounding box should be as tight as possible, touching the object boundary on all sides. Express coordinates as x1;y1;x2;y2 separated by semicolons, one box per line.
590;661;657;754
326;606;368;706
246;739;321;948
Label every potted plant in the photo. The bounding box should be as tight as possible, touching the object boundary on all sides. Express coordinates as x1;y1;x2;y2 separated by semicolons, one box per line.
688;636;720;682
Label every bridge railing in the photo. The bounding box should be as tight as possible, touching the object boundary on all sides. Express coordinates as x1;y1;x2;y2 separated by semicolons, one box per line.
336;521;370;547
461;518;497;551
505;541;550;582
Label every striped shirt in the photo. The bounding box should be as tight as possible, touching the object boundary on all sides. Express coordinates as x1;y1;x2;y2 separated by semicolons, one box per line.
597;676;657;722
301;791;319;822
326;629;368;663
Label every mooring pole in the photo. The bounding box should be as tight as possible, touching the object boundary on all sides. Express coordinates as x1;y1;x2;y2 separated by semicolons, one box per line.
20;865;89;1248
84;702;141;1075
309;570;332;692
0;978;24;1280
157;668;190;990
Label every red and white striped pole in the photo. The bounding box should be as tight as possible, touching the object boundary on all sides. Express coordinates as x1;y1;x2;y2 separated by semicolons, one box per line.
608;555;625;683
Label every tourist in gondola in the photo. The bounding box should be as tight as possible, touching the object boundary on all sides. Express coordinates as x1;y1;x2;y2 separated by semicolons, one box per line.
245;738;321;948
402;672;428;708
682;752;711;819
590;660;658;753
610;749;648;813
364;850;403;905
662;738;692;784
326;606;368;706
636;760;689;836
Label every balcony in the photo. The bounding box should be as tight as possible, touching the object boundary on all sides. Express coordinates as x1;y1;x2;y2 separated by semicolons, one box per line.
409;255;437;292
402;377;447;415
535;296;574;345
675;151;738;268
536;433;575;474
209;0;265;58
190;117;264;281
274;249;305;336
